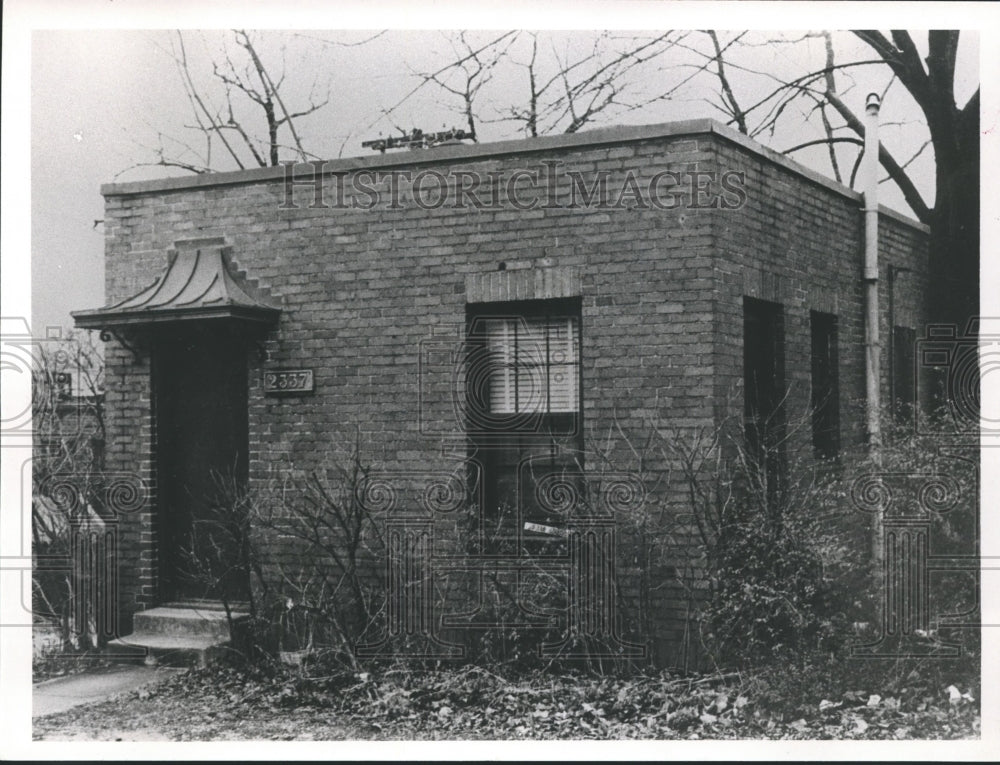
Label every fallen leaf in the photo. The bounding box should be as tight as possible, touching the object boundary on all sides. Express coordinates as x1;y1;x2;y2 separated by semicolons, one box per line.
867;694;881;707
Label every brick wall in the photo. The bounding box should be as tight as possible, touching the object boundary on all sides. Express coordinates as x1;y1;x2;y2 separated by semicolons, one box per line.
711;134;930;457
96;121;929;664
101;340;156;635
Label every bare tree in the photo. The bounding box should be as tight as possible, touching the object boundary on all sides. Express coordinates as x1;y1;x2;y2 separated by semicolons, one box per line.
666;30;977;327
404;30;975;327
385;32;682;139
704;31;749;136
32;331;107;650
32;332;106;518
128;30;332;175
405;31;520;142
134;29;976;330
853;30;978;325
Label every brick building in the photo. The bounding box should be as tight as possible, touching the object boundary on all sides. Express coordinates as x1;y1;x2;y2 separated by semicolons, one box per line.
73;119;931;665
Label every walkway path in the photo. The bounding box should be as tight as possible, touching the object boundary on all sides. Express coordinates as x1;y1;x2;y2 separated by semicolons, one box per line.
33;664;182;718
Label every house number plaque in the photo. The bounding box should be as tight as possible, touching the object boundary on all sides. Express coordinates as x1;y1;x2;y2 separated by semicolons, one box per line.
264;368;314;395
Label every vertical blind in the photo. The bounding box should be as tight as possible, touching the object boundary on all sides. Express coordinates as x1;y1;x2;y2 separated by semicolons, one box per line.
481;316;580;414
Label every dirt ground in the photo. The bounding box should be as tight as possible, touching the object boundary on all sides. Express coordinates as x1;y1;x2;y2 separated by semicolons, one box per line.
33;661;981;742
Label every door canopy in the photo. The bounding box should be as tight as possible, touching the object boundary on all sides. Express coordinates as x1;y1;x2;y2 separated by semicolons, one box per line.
73;238;280;330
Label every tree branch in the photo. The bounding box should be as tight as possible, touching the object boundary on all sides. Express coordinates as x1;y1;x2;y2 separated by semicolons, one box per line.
823;86;931;222
706;30;747;134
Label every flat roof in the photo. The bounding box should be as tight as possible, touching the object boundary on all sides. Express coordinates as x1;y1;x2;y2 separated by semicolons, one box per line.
101;118;929;234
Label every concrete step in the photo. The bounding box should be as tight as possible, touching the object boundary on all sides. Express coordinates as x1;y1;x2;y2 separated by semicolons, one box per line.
132;606;249;641
106;633;233;668
108;605;251;668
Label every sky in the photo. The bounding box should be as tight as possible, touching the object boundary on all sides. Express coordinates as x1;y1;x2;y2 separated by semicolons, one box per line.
17;15;985;334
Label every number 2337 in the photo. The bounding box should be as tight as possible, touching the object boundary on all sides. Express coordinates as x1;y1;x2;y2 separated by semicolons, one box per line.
264;369;314;394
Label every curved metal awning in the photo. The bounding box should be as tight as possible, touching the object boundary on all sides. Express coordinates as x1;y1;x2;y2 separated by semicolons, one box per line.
73;239;280;330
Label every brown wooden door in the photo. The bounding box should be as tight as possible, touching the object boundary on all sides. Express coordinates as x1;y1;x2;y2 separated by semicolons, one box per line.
153;322;250;603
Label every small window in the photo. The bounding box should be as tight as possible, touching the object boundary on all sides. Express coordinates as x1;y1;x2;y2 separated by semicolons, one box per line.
810;311;840;459
892;326;917;425
743;297;786;501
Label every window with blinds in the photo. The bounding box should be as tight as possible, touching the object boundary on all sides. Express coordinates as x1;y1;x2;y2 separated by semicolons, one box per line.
479;316;580;415
465;299;584;531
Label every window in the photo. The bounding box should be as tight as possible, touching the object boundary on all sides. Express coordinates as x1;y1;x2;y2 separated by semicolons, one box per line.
743;297;786;502
479;315;580;416
466;299;583;539
892;326;917;425
810;311;840;459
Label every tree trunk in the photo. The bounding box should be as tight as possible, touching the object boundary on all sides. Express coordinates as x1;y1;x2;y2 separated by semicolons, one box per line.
928;109;979;331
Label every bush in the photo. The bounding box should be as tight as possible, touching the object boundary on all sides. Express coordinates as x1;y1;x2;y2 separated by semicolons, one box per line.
653;409;864;669
654;401;980;671
180;429;390;670
703;498;848;663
